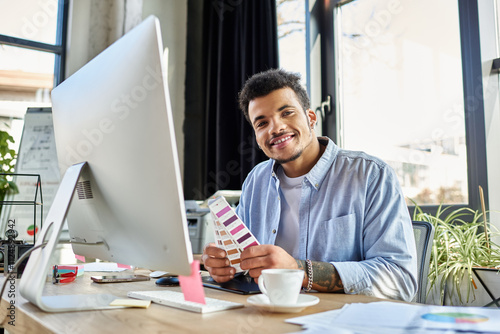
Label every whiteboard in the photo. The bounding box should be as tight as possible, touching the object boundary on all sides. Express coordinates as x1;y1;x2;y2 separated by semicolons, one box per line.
0;108;61;242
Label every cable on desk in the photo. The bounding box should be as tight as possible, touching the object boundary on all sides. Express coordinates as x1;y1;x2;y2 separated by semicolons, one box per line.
0;241;48;326
0;242;47;302
0;225;106;300
65;241;105;245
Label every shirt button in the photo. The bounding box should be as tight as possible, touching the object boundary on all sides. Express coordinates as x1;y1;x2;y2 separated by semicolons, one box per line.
272;229;277;234
278;196;280;201
315;183;319;188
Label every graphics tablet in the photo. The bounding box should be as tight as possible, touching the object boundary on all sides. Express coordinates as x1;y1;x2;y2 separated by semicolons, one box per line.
202;275;261;295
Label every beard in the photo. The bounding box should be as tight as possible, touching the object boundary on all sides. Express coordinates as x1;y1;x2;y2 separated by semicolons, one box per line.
270;126;313;164
274;149;303;164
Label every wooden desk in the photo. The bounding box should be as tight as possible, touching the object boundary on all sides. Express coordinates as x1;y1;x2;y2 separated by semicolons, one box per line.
0;272;384;333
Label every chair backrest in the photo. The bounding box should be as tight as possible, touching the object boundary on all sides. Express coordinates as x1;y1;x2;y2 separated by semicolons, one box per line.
412;221;435;303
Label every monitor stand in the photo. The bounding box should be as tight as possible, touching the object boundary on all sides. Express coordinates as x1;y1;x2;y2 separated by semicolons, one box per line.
18;162;122;312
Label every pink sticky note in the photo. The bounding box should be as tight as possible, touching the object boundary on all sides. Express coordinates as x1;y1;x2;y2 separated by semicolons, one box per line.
117;263;132;269
178;260;206;304
75;254;86;262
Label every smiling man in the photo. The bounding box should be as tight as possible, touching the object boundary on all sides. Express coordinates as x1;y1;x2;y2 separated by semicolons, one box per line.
202;69;417;301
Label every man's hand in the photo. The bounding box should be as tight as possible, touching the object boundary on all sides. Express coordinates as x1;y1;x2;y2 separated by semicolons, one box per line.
240;245;298;281
201;243;236;283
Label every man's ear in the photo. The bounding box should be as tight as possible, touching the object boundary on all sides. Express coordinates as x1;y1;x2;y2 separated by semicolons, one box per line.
307;109;317;128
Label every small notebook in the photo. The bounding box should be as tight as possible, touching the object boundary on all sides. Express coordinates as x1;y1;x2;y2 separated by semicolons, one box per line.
201;275;261;295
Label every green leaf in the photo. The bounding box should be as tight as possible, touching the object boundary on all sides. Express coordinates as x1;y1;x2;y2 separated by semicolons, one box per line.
411;199;500;305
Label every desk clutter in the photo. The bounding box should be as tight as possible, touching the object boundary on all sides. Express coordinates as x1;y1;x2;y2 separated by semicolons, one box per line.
46;264;318;314
287;301;500;333
29;195;320;315
109;298;151;308
52;264;83;284
127;290;243;313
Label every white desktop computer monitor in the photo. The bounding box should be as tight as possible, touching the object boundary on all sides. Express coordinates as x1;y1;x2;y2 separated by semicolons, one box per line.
19;15;193;312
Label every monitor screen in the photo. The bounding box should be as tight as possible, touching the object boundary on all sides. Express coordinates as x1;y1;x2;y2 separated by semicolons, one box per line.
19;15;194;312
49;15;193;275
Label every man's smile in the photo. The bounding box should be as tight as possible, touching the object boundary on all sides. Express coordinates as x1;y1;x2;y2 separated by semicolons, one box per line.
269;133;295;148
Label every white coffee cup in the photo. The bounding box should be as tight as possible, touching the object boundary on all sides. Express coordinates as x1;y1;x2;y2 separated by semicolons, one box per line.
258;269;305;305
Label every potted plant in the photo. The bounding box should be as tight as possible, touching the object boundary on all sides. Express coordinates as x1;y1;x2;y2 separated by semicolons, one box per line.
412;202;500;306
0;129;18;214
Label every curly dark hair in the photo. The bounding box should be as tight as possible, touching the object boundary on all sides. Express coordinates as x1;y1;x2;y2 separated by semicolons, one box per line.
238;69;310;123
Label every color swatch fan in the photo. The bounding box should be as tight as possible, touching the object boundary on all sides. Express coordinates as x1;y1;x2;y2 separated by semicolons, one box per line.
208;196;259;273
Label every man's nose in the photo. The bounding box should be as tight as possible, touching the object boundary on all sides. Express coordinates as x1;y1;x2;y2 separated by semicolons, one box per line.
269;117;286;135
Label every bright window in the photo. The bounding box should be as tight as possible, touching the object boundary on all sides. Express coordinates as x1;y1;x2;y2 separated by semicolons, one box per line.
277;0;307;85
0;0;64;146
0;0;59;44
336;0;468;205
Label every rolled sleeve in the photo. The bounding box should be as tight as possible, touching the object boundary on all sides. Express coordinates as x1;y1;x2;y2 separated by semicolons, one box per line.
332;261;373;296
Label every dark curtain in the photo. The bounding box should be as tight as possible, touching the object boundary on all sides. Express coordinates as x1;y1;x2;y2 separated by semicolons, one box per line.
200;0;279;198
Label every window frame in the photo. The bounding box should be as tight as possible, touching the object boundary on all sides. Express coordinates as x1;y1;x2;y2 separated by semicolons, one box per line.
0;0;69;86
313;0;488;215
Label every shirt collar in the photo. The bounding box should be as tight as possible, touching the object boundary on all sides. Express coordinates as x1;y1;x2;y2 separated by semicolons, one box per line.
270;137;338;190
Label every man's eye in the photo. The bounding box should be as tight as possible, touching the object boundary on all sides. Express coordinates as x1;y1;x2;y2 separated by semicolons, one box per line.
283;110;293;116
256;121;267;128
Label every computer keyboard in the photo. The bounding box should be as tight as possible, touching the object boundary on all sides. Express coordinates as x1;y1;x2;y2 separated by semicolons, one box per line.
127;290;244;313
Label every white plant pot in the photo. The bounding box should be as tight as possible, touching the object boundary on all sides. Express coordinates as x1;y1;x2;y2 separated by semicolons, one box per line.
425;269;498;307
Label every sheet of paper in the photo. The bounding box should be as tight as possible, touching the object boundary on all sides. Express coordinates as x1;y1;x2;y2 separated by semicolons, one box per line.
285;303;494;334
179;260;206;304
286;308;347;333
83;262;127;272
110;299;151;308
334;302;500;332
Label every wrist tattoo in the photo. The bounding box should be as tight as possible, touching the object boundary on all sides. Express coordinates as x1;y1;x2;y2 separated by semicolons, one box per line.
296;259;305;271
312;261;343;292
295;260;343;292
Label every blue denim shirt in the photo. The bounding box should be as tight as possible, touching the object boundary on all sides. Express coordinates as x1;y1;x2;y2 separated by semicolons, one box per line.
236;137;417;301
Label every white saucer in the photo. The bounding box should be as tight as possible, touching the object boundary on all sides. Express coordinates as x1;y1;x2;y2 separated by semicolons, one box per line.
247;294;319;313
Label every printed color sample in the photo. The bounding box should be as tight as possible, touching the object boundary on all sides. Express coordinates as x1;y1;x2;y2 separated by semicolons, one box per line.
208;196;260;273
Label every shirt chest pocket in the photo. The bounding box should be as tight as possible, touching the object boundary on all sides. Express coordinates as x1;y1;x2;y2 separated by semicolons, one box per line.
308;213;361;262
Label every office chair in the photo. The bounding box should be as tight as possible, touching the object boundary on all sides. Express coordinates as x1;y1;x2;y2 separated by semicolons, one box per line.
412;221;435;303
